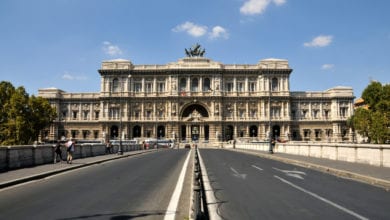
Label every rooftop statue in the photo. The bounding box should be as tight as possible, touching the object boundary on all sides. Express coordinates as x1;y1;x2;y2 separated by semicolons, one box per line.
185;43;206;57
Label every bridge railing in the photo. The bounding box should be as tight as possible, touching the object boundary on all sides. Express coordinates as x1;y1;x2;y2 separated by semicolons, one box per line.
0;143;143;172
232;142;390;168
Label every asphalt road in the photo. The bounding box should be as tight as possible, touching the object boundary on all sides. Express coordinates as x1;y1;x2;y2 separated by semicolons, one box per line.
0;149;192;220
199;149;390;220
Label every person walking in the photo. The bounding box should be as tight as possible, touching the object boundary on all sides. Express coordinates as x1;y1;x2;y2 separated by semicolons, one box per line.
54;140;63;163
105;141;112;154
66;139;75;164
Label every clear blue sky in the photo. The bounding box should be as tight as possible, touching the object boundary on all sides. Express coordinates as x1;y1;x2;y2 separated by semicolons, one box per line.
0;0;389;98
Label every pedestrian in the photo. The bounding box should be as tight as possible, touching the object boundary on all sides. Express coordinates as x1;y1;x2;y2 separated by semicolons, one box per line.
66;138;75;164
106;141;112;154
54;140;63;163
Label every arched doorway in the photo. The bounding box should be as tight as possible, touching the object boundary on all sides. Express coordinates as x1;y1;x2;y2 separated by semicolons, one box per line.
133;125;141;138
250;125;258;137
110;125;119;139
225;125;234;141
157;125;165;139
180;104;210;142
272;125;280;140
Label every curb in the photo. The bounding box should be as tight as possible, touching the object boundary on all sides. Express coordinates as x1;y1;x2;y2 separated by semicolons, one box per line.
230;149;390;191
0;150;158;189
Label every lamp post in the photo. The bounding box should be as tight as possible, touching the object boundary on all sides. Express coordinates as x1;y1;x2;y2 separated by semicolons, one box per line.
117;75;131;155
268;77;273;154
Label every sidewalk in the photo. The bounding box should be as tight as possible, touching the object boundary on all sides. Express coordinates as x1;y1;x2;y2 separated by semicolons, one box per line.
231;149;390;190
0;150;156;189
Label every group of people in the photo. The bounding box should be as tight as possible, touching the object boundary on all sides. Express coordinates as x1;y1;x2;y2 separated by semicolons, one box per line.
54;139;75;164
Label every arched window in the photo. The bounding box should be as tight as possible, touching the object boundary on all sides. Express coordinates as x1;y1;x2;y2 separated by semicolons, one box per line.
271;77;278;91
203;78;211;91
112;78;119;92
180;78;186;91
191;78;198;92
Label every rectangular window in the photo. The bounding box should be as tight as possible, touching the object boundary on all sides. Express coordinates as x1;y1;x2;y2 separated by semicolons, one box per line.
226;82;233;92
146;83;153;93
83;111;89;120
134;83;142;92
93;130;99;139
238;82;244;92
72;111;78;120
158;83;165;92
95;111;99;120
146;110;151;119
249;82;256;92
239;110;245;118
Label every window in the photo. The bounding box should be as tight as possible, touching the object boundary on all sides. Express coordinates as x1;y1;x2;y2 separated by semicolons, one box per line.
312;110;319;119
315;129;321;139
72;111;78;120
94;111;99;120
82;130;89;139
191;78;199;92
302;110;308;118
134;83;142;92
134;111;140;119
83;111;89;120
158;82;165;92
146;110;152;119
250;110;257;118
112;78;119;92
324;110;330;119
180;78;186;91
226;82;233;92
237;82;244;92
239;110;245;118
271;78;278;91
62;110;67;119
304;129;310;138
271;107;281;118
146;83;153;93
249;82;256;92
109;108;119;119
340;107;348;117
203;78;211;91
93;130;99;139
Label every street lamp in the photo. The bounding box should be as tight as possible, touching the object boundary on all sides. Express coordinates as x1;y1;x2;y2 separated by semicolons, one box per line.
118;74;132;155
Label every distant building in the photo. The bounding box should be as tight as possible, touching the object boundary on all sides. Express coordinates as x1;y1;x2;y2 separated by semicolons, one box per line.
38;54;355;144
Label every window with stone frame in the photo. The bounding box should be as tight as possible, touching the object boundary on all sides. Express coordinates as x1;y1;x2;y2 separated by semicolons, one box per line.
249;82;256;92
72;111;78;120
94;111;99;120
83;111;89;120
93;130;99;139
146;82;153;93
237;82;244;92
225;82;233;92
134;83;142;92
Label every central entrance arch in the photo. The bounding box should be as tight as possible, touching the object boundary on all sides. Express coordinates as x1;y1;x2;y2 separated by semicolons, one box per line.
180;103;210;142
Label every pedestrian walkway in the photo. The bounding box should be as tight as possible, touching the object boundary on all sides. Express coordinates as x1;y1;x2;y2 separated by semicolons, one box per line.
0;150;156;189
231;148;390;190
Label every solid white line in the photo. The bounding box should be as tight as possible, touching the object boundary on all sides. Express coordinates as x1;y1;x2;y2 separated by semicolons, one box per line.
274;175;369;220
198;150;222;220
251;165;263;171
164;150;191;220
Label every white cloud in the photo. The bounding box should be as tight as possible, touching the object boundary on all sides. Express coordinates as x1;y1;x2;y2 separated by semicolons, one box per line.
240;0;286;15
304;35;333;47
102;41;123;56
62;72;87;81
172;22;208;37
173;22;229;40
209;26;229;39
321;64;334;70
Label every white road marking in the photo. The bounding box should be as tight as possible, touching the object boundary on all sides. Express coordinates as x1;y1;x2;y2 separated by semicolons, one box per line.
198;150;222;220
251;165;263;171
274;175;369;220
164;150;191;220
273;167;306;180
230;167;247;179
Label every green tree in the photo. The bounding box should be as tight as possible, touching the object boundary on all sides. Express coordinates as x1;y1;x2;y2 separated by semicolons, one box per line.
0;81;56;145
352;81;390;144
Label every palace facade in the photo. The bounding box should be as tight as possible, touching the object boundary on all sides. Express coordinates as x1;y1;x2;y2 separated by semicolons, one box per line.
38;55;355;144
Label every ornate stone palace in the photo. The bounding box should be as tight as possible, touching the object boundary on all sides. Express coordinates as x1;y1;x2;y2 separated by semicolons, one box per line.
39;50;355;144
